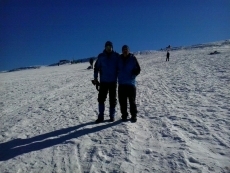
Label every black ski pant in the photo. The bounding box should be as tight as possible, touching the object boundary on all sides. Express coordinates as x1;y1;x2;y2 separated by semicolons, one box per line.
98;82;117;108
166;57;169;61
118;85;137;118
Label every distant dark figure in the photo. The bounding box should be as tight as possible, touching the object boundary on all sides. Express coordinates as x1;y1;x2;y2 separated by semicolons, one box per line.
87;66;92;70
166;51;170;61
89;58;94;68
209;51;220;55
166;45;171;50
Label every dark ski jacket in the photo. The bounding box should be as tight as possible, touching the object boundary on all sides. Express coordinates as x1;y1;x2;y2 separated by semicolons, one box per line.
94;50;119;83
118;53;141;86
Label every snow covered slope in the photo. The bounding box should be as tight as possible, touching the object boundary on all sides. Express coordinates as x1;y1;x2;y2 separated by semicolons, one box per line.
0;40;230;173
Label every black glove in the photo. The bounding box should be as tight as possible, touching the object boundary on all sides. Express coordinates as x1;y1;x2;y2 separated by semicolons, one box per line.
91;79;100;91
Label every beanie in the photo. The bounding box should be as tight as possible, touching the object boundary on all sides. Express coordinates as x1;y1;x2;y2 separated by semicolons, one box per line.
105;41;113;48
122;45;129;51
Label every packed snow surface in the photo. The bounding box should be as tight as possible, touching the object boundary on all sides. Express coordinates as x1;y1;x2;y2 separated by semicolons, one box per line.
0;40;230;173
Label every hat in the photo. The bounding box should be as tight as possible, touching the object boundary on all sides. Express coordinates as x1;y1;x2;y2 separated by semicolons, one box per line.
105;41;113;48
122;45;129;51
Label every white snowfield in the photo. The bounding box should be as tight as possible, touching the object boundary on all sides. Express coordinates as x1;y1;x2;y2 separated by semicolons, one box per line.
0;40;230;173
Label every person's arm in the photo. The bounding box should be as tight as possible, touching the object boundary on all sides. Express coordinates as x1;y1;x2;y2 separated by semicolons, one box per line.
132;56;141;76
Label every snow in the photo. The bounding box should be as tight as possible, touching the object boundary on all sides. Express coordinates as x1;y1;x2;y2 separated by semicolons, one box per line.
0;40;230;173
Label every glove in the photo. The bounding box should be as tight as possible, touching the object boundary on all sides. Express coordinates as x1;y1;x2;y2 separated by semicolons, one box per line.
91;79;100;91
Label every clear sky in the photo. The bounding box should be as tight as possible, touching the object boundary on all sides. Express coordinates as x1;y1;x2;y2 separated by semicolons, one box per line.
1;0;230;71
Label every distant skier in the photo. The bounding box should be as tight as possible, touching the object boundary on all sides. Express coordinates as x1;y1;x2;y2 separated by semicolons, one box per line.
92;41;119;123
117;45;141;122
166;51;170;61
89;58;94;69
166;45;171;50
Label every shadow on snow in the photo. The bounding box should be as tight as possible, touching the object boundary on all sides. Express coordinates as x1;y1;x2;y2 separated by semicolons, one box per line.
0;120;122;161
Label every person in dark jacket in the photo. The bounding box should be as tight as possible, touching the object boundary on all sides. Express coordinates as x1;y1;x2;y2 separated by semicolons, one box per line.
93;41;119;123
166;51;170;61
89;58;94;69
118;45;141;122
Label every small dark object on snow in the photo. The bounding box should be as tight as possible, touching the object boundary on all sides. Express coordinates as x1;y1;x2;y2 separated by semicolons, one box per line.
87;66;93;69
209;51;220;55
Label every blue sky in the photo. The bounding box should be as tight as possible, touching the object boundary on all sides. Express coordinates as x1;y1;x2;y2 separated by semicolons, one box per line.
1;0;230;71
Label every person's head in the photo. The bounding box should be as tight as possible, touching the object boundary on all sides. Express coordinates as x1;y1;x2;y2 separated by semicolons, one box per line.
105;41;113;53
122;45;129;57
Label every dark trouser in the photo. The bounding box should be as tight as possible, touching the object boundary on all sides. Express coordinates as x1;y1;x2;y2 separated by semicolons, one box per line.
118;85;137;118
98;82;117;118
166;57;169;61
